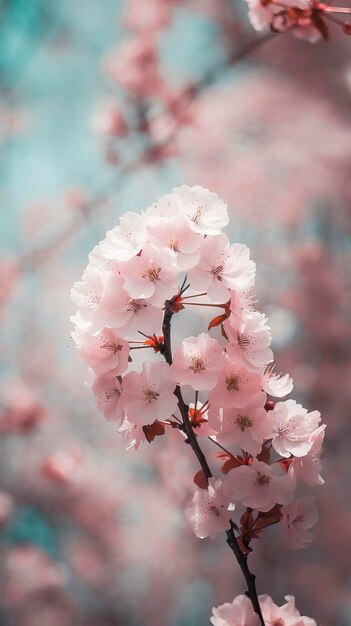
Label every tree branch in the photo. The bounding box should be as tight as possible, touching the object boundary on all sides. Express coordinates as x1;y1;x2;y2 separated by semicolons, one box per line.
161;297;266;625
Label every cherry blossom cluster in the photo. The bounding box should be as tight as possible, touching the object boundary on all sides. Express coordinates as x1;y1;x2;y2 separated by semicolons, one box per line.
244;0;351;42
211;594;317;626
71;184;324;625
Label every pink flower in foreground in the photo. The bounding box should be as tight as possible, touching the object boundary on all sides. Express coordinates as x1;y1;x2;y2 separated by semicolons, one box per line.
145;192;184;219
289;425;325;486
102;211;147;261
211;594;259;626
101;273;163;337
118;243;178;306
71;267;104;328
173;184;229;235
259;594;317;625
186;478;232;539
226;459;295;512
225;312;273;373
122;361;178;426
75;328;129;376
118;417;145;450
271;399;321;458
208;358;262;409
92;370;124;421
281;498;318;549
212;392;272;456
147;214;202;271
261;363;294;398
228;288;255;327
170;333;225;391
188;234;256;301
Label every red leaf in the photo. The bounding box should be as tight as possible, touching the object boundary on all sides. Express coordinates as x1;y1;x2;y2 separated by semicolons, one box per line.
237;535;252;555
253;505;282;532
240;508;254;532
194;469;208;489
312;11;329;40
280;458;293;473
143;420;165;443
208;313;227;331
221;456;243;474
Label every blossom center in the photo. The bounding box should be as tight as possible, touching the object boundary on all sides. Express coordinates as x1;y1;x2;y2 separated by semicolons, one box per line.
255;472;271;487
209;505;220;517
105;387;121;400
225;375;240;391
238;334;250;348
143;387;160;403
87;292;100;308
235;414;253;432
189;356;206;373
143;267;161;282
192;206;204;224
272;619;285;626
169;239;180;252
127;299;147;312
102;342;123;355
211;264;224;279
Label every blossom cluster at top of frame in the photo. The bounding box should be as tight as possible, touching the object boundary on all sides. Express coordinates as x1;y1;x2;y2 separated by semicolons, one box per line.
71;184;325;552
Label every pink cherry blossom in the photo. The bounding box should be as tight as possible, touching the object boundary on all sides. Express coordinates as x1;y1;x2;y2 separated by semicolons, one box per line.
212;392;272;456
224;311;273;372
70;267;104;328
225;459;295;512
271;399;321;458
147;214;202;271
185;478;232;539
172;184;229;235
122;361;178;426
170;333;225;391
118;243;178;306
244;0;322;44
118;417;145;450
261;363;294;398
92;370;124;421
188;235;256;301
102;212;147;261
75;327;130;376
259;594;317;625
100;273;163;336
208;358;262;410
228;288;255;327
289;425;325;486
144;192;184;219
210;595;259;626
281;498;318;549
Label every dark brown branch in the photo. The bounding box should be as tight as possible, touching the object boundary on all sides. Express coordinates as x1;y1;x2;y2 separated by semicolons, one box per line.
162;299;212;479
226;523;266;626
160;297;265;625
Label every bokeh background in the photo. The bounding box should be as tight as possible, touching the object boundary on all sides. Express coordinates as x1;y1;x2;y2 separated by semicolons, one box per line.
1;1;351;624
